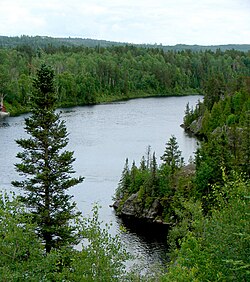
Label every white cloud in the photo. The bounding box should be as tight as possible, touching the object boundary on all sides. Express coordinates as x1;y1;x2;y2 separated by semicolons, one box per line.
0;0;249;45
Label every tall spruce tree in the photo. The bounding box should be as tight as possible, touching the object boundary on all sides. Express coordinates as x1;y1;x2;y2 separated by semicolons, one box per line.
115;158;130;199
161;135;184;174
12;64;84;253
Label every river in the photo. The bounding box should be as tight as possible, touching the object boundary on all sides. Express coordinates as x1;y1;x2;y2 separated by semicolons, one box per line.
0;95;201;270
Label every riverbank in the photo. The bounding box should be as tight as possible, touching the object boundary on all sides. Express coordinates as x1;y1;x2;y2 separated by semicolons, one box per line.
6;90;201;117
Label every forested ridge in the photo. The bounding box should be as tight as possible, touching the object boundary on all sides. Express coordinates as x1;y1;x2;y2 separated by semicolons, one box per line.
1;35;250;51
0;37;250;115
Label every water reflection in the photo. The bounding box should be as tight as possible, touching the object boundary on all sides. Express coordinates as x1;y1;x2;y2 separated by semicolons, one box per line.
118;216;169;261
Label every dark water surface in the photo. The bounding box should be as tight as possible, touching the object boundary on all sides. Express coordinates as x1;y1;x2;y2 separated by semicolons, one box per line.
0;96;201;268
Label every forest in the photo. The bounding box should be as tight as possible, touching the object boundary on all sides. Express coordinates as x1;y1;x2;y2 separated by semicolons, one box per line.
0;38;250;280
0;36;250;115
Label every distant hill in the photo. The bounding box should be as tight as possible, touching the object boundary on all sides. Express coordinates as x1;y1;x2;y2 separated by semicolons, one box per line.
0;35;250;52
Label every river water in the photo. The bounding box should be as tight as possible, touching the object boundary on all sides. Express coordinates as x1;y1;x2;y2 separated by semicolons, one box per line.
0;95;201;269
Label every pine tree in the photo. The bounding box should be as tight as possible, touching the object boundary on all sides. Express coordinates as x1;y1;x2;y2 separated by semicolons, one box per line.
115;158;131;199
161;135;184;174
146;145;152;169
12;64;84;253
149;152;159;196
183;102;193;127
139;155;147;171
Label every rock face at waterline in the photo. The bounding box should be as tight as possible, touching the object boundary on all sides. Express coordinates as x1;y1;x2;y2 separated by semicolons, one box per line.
181;116;203;135
113;193;163;223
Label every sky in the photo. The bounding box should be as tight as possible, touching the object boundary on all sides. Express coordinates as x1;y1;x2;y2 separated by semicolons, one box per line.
0;0;249;46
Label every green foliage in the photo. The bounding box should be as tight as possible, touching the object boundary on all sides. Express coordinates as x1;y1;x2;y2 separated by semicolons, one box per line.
114;137;194;224
161;135;184;174
167;69;250;281
12;64;84;253
240;110;250;176
0;192;44;280
113;68;250;280
163;177;250;282
0;194;131;281
183;102;197;127
115;158;131;199
189;84;250;206
194;129;236;199
1;38;250;280
69;205;130;281
0;42;250;114
167;198;204;253
186;86;250;138
227;113;237;126
209;101;223;130
203;73;225;111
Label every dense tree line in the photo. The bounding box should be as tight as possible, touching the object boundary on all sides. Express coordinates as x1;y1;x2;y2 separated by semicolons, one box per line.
0;43;250;115
184;77;250;193
113;63;250;280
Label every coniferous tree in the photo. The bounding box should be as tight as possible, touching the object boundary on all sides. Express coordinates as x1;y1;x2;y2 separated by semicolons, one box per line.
140;155;147;171
115;158;131;199
149;152;159;196
150;152;158;183
146;145;152;169
12;64;84;253
161;135;184;174
183;102;194;127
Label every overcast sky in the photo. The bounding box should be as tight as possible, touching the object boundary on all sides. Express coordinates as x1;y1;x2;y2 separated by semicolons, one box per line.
0;0;249;45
